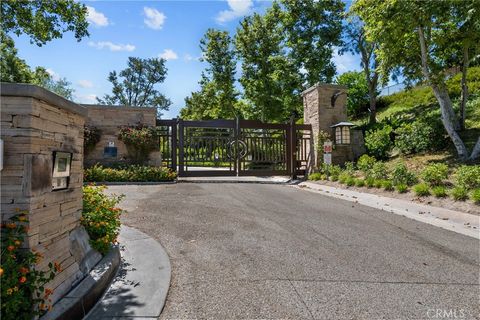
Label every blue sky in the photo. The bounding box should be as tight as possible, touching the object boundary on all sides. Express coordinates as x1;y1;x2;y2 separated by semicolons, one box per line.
12;0;362;118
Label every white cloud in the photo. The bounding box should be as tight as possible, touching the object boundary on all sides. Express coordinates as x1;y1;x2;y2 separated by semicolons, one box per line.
87;6;109;27
332;49;361;74
77;80;93;88
216;0;253;24
88;41;135;52
76;94;98;104
46;68;60;81
143;7;166;30
159;49;178;60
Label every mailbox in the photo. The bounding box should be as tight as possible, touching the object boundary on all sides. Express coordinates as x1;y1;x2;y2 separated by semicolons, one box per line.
52;151;72;190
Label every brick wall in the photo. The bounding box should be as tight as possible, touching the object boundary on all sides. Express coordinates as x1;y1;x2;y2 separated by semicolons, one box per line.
82;105;158;166
1;83;100;304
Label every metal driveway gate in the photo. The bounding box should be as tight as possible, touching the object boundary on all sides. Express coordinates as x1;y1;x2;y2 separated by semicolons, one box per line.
156;118;312;178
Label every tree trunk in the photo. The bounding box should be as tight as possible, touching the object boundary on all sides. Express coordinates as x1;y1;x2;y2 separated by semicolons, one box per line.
368;73;378;124
418;27;467;159
432;84;469;160
460;45;469;131
469;137;480;161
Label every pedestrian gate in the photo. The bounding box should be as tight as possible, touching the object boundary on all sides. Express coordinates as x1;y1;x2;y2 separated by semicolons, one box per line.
156;118;312;178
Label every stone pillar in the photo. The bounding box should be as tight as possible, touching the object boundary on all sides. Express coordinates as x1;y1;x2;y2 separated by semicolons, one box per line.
302;83;348;168
1;83;101;304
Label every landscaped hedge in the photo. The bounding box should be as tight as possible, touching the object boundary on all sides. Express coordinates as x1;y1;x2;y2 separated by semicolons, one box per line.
309;159;480;205
84;164;177;182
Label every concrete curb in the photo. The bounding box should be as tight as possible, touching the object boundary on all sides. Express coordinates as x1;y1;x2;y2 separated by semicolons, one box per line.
178;176;294;184
85;225;171;319
297;182;480;240
40;246;121;320
84;181;176;186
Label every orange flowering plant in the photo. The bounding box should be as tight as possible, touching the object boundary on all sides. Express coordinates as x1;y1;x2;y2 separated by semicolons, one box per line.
82;185;124;254
1;212;59;319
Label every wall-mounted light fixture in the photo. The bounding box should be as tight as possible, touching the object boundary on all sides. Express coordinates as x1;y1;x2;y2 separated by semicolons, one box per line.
331;90;347;108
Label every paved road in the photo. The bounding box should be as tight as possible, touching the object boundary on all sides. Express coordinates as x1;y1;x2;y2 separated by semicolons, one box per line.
108;183;480;320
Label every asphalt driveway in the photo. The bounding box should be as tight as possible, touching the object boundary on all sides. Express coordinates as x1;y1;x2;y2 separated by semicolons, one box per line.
108;183;480;320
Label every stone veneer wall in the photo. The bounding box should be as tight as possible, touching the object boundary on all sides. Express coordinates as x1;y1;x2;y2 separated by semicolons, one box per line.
82;105;157;166
302;83;348;167
1;83;100;304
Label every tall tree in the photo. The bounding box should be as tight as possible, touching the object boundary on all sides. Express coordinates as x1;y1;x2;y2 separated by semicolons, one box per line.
1;31;75;99
32;67;75;100
1;0;89;46
335;71;373;119
235;3;301;122
97;57;171;118
181;29;238;120
0;31;33;83
181;76;220;120
341;16;380;124
280;0;344;87
352;0;480;161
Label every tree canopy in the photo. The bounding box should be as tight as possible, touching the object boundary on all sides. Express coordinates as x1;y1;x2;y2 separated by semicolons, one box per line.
1;31;75;99
235;3;301;122
1;0;89;46
97;57;171;118
181;29;238;120
352;0;480;160
335;71;372;119
280;0;344;87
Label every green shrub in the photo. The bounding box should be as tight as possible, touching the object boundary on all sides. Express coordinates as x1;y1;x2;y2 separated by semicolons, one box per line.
367;162;388;180
382;180;394;191
394;121;437;154
326;165;342;181
338;172;350;184
413;183;430;196
455;165;480;189
374;180;383;188
364;125;393;159
356;154;376;174
82;185;124;254
451;186;468;201
320;163;342;181
365;177;375;188
118;126;162;164
396;183;408;193
84;164;177;182
354;178;365;187
346;176;356;186
344;162;356;175
421;163;449;186
390;162;417;186
470;189;480;204
432;186;447;198
308;173;322;181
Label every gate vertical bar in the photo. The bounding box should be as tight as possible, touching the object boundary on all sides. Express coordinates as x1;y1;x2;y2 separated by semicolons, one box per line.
235;117;239;176
171;118;178;172
286;119;292;177
178;118;184;176
289;117;297;179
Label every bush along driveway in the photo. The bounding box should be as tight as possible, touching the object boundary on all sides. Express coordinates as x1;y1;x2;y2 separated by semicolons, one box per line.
107;183;479;320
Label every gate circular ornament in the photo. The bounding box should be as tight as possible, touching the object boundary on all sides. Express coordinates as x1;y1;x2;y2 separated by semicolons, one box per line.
227;140;248;159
